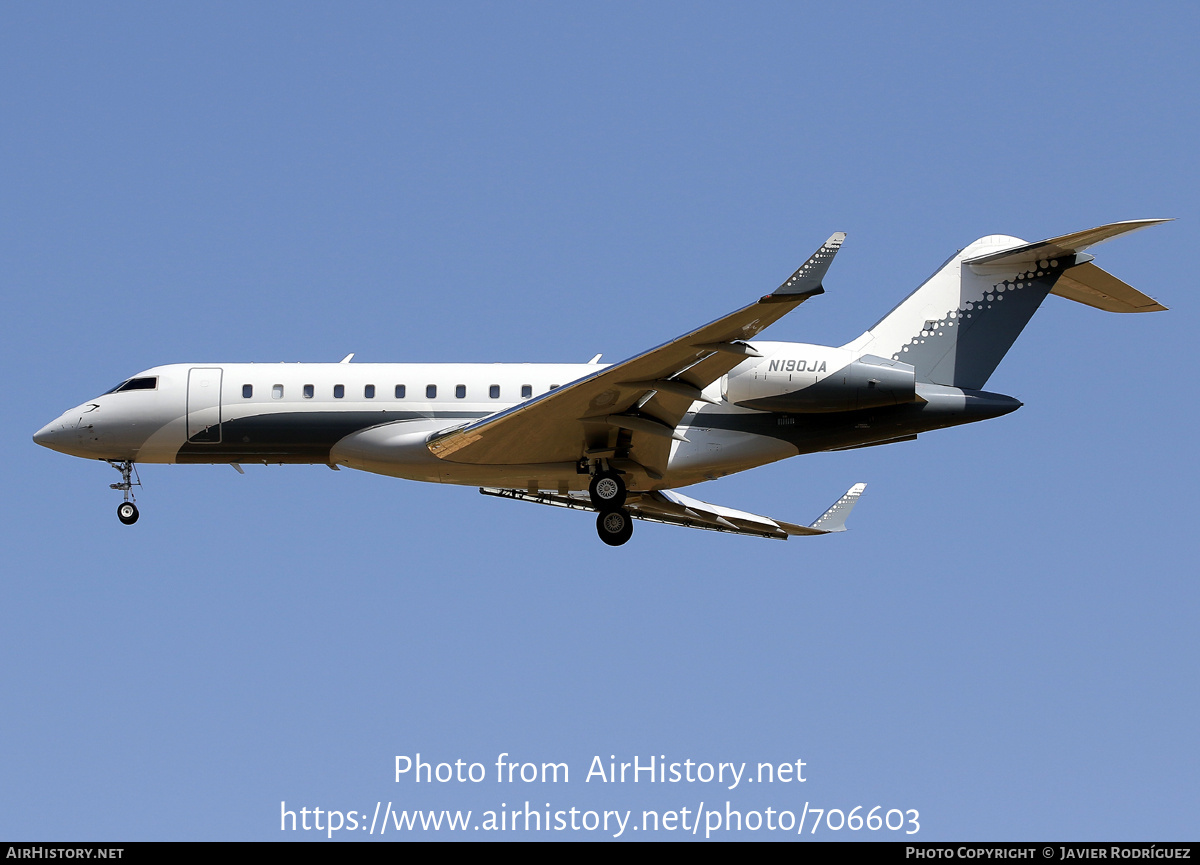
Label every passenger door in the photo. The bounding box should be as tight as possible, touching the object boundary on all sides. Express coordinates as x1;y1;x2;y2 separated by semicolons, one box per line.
187;367;223;443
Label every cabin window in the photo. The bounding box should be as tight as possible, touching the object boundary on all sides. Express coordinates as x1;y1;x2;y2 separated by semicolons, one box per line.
364;384;375;399
426;385;437;399
242;384;253;399
521;385;532;398
272;384;284;399
333;384;345;398
303;384;314;399
395;384;406;399
455;384;466;399
489;385;500;399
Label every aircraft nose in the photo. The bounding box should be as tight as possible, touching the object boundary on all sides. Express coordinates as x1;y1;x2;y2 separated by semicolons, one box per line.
33;417;75;450
33;422;55;447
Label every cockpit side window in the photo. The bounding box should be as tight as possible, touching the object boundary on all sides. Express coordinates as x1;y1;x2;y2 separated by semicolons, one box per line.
106;377;158;394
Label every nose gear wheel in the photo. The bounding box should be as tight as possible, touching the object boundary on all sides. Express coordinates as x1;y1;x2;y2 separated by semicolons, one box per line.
117;502;139;524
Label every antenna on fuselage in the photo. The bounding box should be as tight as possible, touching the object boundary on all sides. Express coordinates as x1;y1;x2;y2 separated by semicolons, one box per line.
339;353;354;363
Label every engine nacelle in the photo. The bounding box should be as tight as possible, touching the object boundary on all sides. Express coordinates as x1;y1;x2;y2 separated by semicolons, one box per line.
725;344;916;413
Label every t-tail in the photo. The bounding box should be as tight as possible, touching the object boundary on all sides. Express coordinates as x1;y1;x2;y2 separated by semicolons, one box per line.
842;220;1169;390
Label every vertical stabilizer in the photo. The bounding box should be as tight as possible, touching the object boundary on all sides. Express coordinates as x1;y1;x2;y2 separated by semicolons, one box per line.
842;221;1168;390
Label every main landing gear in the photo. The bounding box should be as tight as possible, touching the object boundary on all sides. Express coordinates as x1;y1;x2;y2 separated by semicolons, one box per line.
107;460;141;525
590;469;632;546
588;470;626;510
596;508;634;547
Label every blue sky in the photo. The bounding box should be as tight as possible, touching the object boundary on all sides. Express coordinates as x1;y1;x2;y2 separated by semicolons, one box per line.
3;2;1196;841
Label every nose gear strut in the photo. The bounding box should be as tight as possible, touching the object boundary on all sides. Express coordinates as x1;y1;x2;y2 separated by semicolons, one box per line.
107;459;141;525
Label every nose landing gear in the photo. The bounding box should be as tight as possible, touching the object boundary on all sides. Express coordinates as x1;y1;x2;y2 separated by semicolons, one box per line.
107;460;141;525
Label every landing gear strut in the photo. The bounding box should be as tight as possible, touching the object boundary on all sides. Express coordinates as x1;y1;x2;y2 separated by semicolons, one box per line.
596;508;634;546
107;460;141;525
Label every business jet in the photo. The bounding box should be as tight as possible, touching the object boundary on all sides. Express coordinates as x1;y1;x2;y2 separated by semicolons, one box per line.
34;220;1167;545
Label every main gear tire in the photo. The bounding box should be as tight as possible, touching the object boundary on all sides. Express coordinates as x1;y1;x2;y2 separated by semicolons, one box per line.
596;508;634;546
589;471;626;510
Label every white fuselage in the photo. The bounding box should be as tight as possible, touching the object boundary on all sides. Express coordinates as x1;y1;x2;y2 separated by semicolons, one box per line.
34;343;1012;495
33;359;800;492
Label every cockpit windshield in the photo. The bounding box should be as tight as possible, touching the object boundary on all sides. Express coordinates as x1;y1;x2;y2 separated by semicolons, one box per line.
104;377;158;394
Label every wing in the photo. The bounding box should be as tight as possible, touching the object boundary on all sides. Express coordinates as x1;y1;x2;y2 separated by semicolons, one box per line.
480;482;867;540
428;233;846;478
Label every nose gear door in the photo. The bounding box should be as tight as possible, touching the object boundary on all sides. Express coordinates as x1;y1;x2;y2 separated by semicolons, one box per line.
187;367;223;443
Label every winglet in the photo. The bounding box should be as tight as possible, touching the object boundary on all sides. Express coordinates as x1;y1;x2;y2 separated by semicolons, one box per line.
807;482;867;533
767;232;847;301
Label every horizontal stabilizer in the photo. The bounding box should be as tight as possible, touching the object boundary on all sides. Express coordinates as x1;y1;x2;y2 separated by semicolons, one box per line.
962;219;1170;269
1050;261;1167;313
480;482;866;540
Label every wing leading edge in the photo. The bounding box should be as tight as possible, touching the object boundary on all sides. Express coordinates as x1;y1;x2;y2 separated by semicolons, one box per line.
428;233;847;477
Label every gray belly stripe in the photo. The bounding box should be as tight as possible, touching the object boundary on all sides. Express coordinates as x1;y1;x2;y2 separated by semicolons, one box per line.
175;410;489;463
